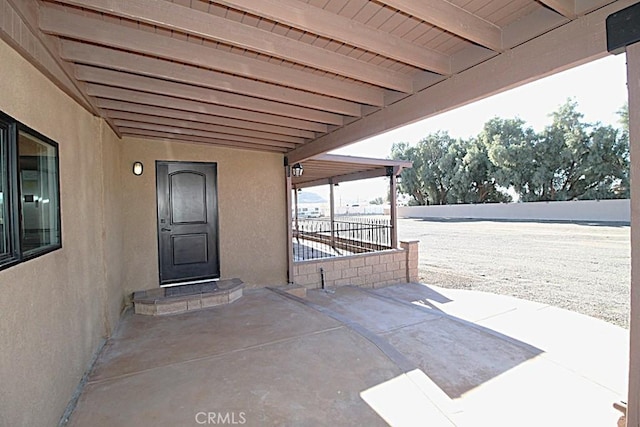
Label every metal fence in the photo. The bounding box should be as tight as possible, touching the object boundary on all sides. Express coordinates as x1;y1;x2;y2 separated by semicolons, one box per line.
293;216;392;261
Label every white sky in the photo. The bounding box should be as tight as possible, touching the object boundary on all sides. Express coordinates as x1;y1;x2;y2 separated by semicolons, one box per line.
301;53;629;205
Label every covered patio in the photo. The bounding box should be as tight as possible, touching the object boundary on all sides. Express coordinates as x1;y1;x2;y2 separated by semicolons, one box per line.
64;284;627;426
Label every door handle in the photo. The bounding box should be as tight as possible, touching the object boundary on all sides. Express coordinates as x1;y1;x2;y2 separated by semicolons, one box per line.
161;227;172;232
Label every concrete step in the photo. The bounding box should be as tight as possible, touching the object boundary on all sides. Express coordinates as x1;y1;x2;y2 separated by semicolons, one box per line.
132;278;244;315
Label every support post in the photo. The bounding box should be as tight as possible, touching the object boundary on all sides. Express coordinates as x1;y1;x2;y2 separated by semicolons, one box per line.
285;165;294;284
390;168;399;249
329;178;336;248
294;184;299;234
628;41;640;427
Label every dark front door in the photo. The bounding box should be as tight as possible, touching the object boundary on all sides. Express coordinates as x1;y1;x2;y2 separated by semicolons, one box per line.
156;161;220;285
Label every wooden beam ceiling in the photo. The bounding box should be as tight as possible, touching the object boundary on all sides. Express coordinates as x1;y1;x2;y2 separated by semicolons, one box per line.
537;0;577;19
85;85;330;133
286;0;630;163
214;0;452;74
0;0;619;156
376;0;503;51
74;65;346;125
93;99;316;139
112;119;298;149
103;111;306;144
53;0;414;93
39;6;385;106
122;129;289;153
59;41;361;117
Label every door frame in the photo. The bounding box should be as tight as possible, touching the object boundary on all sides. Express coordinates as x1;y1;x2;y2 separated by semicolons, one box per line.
155;160;221;286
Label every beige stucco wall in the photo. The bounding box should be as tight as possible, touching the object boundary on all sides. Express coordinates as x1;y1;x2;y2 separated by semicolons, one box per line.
0;39;124;426
120;136;288;293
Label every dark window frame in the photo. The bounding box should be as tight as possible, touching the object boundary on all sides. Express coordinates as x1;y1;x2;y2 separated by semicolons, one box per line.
0;110;62;271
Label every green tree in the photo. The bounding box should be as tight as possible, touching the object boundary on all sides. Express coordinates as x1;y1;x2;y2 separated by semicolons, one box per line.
451;138;511;203
481;117;538;201
391;132;459;205
530;100;628;200
369;197;384;205
392;132;511;205
391;100;628;204
390;142;428;205
485;100;629;201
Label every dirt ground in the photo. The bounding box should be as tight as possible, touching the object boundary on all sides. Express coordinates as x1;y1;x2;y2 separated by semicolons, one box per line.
397;218;631;328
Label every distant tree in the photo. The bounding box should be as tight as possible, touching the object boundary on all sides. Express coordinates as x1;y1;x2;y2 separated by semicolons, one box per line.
481;117;538;201
369;197;384;205
391;99;628;204
530;100;628;200
391;132;459;205
392;132;511;205
484;100;628;201
451;138;511;203
390;142;428;205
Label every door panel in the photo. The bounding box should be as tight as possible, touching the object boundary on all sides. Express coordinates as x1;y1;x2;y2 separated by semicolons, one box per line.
171;172;206;223
157;162;220;285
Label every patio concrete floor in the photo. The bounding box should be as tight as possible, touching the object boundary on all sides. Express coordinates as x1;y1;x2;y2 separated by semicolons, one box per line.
66;283;628;426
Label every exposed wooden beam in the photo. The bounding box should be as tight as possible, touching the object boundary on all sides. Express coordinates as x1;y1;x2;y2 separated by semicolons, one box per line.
38;6;384;106
60;41;361;117
286;0;631;163
94;99;316;139
310;154;412;169
85;85;329;133
121;128;288;153
376;0;503;51
53;0;413;92
75;65;344;125
113;119;297;149
295;169;387;189
537;0;577;19
216;0;451;75
104;111;306;145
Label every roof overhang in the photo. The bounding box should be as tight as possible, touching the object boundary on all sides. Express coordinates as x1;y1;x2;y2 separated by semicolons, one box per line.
0;0;634;160
292;154;412;189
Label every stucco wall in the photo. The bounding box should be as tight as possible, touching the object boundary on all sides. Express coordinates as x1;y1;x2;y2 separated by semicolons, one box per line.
0;39;124;427
120;137;288;293
399;199;631;223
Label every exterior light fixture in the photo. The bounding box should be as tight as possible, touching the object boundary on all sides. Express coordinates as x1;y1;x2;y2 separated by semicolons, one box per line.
132;161;144;176
291;163;303;177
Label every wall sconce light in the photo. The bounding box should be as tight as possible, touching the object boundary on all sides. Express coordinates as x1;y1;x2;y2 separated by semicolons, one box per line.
132;161;144;176
291;163;304;177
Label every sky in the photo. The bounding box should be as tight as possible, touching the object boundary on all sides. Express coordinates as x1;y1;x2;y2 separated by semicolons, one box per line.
300;53;629;205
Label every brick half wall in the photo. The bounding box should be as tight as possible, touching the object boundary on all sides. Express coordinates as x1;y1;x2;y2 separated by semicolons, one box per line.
293;240;419;289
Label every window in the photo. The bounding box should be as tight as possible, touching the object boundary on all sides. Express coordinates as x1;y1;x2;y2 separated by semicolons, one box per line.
0;111;61;269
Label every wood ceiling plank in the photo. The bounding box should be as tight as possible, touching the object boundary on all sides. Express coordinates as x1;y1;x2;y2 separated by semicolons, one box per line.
121;128;288;153
60;40;361;117
95;99;316;139
113;119;297;148
215;0;451;74
537;0;576;19
39;6;384;106
104;110;306;144
85;85;329;133
286;0;629;163
75;64;344;125
53;0;414;92
376;0;503;51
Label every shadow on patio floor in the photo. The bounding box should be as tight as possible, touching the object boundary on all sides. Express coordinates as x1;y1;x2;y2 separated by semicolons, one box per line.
65;283;626;427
